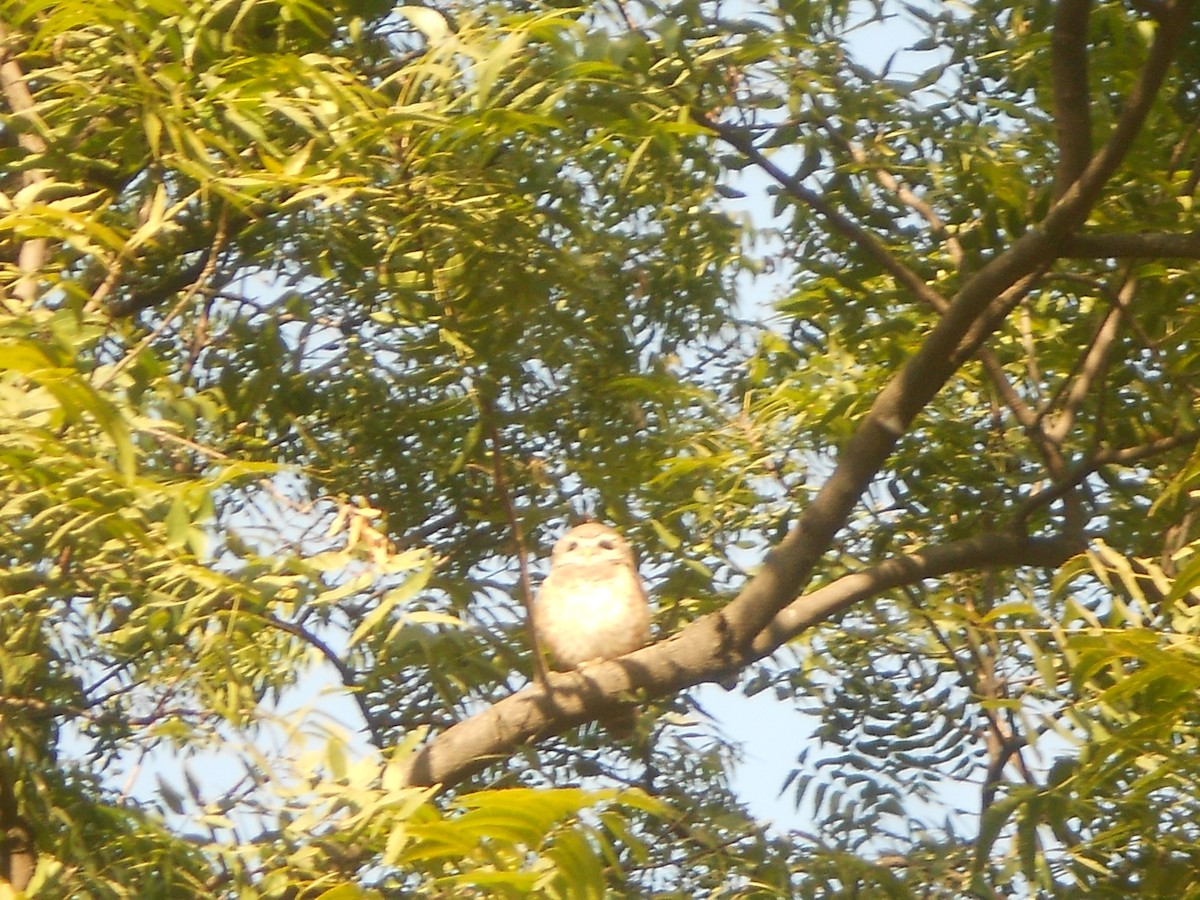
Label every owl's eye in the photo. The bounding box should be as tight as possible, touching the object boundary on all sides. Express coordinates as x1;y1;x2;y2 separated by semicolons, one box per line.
566;541;579;552
598;539;615;550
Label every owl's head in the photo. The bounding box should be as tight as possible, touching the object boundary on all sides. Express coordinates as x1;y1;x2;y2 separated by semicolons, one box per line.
550;522;635;568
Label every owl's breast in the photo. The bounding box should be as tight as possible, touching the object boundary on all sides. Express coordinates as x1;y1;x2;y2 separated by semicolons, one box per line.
534;565;650;669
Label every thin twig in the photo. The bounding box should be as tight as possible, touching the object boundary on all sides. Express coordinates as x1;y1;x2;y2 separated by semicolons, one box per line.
914;596;1036;818
260;612;384;748
1044;276;1131;444
93;208;227;389
1032;272;1129;432
1012;429;1200;526
691;109;953;316
832;120;965;269
481;397;551;687
85;254;128;314
0;23;48;307
1016;300;1042;400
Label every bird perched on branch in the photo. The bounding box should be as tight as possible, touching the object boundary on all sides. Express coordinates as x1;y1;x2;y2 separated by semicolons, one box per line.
533;522;651;735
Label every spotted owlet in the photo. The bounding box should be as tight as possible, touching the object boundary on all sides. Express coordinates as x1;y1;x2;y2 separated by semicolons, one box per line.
534;523;651;731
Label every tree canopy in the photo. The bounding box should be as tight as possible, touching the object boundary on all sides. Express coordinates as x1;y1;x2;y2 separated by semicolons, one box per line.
3;0;1200;895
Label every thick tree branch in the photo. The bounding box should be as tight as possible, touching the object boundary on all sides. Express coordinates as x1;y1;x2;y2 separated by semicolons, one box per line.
748;532;1080;655
1052;0;1094;195
706;0;1185;646
400;531;1080;787
1061;231;1200;258
1045;0;1191;223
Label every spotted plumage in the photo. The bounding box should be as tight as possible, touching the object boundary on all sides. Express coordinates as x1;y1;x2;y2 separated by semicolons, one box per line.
534;523;651;670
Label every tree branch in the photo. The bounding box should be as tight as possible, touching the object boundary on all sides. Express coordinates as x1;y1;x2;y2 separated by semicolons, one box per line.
260;612;384;748
0;23;48;307
703;0;1187;644
108;253;213;319
863;156;965;269
105;201;254;319
1044;0;1191;226
915;596;1037;819
480;393;550;687
835;132;1069;485
820;108;965;270
93;209;227;389
1044;275;1130;444
693;110;953;316
400;531;1080;788
748;532;1080;655
1061;231;1200;258
1052;0;1093;195
1012;429;1200;526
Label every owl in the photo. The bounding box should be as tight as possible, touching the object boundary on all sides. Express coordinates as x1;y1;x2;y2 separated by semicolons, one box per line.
534;522;651;672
